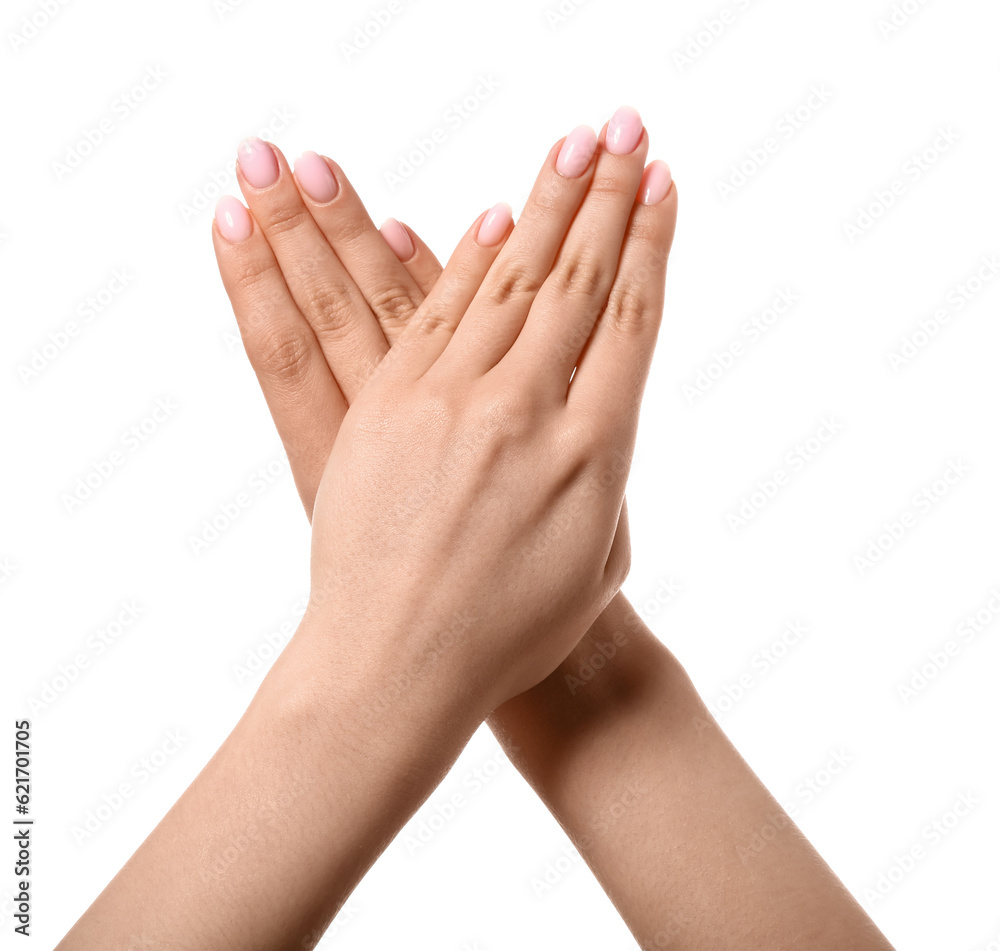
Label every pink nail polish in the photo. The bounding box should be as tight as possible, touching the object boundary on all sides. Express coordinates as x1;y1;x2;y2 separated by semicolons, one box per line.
215;196;253;243
237;137;279;188
556;125;597;178
380;218;414;261
294;151;338;203
639;160;673;205
476;202;513;247
606;106;643;155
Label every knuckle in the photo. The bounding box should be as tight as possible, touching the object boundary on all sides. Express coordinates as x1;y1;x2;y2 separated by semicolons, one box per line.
413;304;454;336
369;285;418;325
603;282;651;334
568;419;606;460
260;203;313;239
300;283;355;339
488;263;542;308
553;251;611;298
525;180;564;217
477;386;531;441
230;254;279;303
417;388;458;425
329;214;369;247
625;216;665;247
250;331;313;384
586;174;635;204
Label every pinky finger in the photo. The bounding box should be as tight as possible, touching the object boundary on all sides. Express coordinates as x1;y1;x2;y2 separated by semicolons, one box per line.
380;218;444;297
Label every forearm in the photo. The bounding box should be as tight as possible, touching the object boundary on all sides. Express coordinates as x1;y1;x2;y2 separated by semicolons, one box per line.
58;610;483;951
489;593;893;951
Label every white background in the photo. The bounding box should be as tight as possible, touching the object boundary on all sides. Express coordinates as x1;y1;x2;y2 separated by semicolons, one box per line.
2;0;999;947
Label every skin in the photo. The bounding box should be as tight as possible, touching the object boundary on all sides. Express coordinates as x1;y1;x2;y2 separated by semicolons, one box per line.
58;124;671;950
206;124;894;950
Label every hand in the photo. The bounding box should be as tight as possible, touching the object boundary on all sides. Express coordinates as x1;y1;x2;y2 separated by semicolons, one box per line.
214;111;677;710
213;139;440;516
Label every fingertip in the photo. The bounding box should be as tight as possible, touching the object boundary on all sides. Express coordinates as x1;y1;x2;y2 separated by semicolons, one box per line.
215;195;253;243
638;160;674;206
294;151;339;203
398;222;444;294
605;105;644;155
236;136;280;189
380;217;416;262
475;201;514;247
555;125;598;179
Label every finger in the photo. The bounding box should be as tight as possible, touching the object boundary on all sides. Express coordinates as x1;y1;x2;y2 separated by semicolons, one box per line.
387;203;514;381
444;124;600;375
503;107;649;398
292;152;425;342
569;161;678;438
236;137;387;401
212;195;345;518
380;218;443;297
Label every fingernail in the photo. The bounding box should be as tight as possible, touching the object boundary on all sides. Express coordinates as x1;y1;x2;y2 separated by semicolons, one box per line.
639;160;673;205
556;125;597;178
606;106;643;155
380;218;414;261
294;151;338;203
476;202;513;247
237;136;279;188
215;196;253;243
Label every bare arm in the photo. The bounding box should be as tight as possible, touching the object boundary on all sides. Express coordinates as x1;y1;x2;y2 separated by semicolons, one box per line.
57;616;483;950
491;593;893;951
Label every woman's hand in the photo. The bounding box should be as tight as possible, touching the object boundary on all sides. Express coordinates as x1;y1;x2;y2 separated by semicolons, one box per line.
213;138;441;516
215;109;677;710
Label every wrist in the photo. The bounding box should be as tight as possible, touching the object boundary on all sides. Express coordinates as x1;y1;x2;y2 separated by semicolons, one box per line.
488;593;674;752
268;606;488;766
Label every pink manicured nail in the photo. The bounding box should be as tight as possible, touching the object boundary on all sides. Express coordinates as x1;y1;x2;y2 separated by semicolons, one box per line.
294;151;338;203
237;137;279;188
380;218;414;261
476;202;513;247
215;195;253;243
556;125;597;178
606;106;643;155
639;160;673;205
